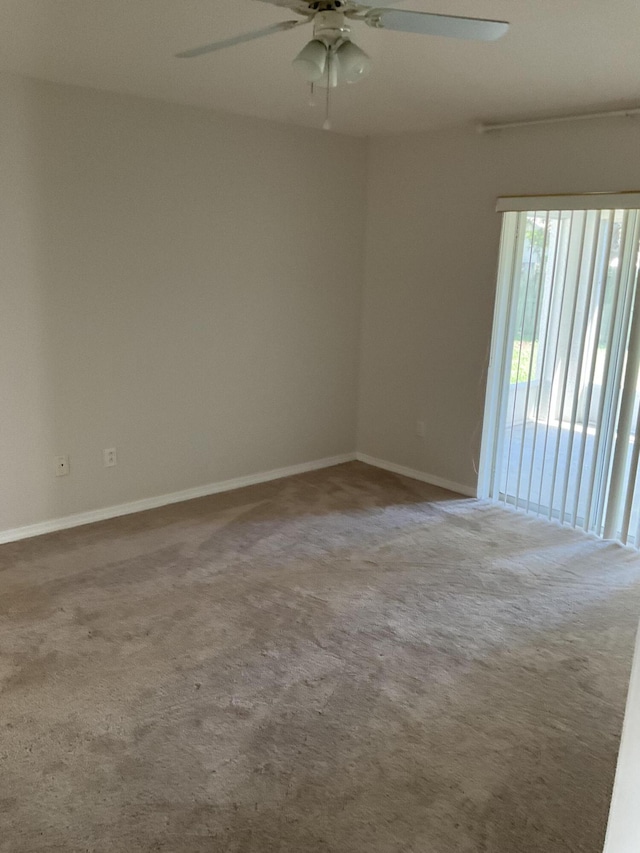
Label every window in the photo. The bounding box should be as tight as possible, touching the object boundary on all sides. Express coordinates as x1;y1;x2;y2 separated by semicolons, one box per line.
479;194;640;544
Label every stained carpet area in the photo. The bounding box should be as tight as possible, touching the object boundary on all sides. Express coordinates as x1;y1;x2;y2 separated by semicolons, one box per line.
1;462;640;852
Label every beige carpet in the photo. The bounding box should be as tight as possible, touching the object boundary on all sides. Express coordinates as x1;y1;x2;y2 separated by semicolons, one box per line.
2;461;640;853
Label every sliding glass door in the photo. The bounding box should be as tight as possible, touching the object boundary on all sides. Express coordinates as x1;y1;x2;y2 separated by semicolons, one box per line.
479;196;640;544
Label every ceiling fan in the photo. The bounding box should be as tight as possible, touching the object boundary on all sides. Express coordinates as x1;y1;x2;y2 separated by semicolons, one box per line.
176;1;509;126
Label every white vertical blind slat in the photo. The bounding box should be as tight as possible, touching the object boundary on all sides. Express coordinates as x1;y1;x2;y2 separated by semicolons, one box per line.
602;211;640;538
618;243;640;542
536;211;574;519
571;213;616;529
586;211;630;534
622;393;640;541
489;213;527;502
548;211;588;520
537;212;574;519
524;212;563;513
559;211;602;524
513;212;544;508
522;213;552;512
620;387;640;541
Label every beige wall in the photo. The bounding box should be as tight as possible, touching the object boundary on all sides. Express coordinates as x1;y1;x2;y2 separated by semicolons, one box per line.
6;73;640;535
0;73;366;533
359;120;640;492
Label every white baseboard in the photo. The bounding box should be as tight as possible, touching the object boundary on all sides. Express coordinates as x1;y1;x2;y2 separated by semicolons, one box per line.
0;452;357;545
356;452;477;498
1;451;476;546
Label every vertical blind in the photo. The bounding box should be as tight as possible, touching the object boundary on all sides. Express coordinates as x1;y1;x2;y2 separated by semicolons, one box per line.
479;197;640;545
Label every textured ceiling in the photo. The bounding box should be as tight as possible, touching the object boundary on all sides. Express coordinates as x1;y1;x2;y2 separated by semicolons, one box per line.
0;0;639;136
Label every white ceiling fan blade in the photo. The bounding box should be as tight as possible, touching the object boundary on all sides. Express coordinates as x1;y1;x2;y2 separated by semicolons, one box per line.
365;9;509;41
176;20;307;58
252;0;316;13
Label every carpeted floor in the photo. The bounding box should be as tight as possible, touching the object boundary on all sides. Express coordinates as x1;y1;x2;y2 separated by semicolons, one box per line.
2;461;640;852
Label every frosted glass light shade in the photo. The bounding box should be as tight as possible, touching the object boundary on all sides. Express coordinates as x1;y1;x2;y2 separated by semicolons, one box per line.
311;47;339;89
292;39;328;82
336;40;372;84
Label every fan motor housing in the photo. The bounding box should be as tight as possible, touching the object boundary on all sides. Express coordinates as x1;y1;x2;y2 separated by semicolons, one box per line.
308;1;349;11
313;10;351;44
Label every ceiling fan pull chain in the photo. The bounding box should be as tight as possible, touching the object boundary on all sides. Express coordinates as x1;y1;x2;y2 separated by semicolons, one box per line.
323;49;332;130
308;82;316;107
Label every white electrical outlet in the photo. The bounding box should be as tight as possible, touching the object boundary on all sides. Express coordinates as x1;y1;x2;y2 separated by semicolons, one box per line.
416;421;426;439
55;455;69;477
103;448;117;468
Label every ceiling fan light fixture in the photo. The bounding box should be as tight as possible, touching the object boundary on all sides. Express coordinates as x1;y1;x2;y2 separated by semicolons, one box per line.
335;39;372;84
292;39;328;82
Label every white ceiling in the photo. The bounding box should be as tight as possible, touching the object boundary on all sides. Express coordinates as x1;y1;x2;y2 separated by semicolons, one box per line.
0;0;639;137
